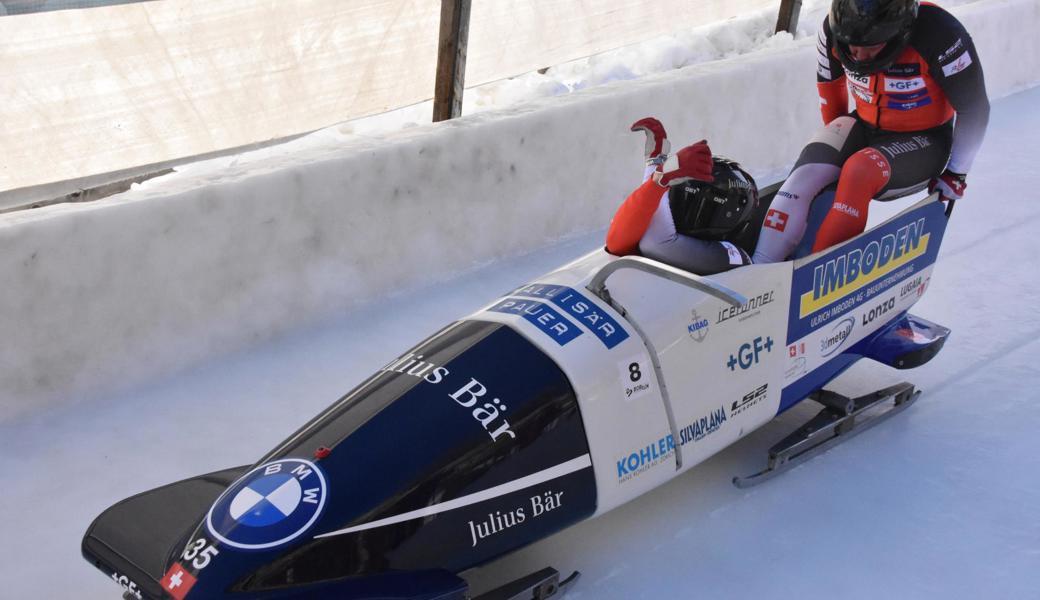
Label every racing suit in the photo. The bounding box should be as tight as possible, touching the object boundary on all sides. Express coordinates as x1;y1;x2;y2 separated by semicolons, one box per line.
753;2;989;263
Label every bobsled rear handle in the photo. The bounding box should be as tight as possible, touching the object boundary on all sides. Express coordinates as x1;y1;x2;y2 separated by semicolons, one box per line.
587;256;748;308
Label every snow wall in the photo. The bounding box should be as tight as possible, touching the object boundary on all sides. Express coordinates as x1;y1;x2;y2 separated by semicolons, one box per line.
2;0;1038;421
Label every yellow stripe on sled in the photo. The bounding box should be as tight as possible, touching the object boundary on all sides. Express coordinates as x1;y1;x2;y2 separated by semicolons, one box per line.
799;233;930;319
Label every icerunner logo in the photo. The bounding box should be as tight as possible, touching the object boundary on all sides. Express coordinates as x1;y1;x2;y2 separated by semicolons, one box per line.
800;218;928;318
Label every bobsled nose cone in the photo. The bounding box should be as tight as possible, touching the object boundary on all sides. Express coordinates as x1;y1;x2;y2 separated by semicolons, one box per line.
219;322;594;593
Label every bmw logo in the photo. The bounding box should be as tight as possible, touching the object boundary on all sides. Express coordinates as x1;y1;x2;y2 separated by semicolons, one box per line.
206;458;328;550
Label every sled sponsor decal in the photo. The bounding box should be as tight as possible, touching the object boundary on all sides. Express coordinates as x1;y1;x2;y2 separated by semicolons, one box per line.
679;406;727;444
489;298;582;346
160;563;197;600
381;352;445;380
727;336;774;371
788;200;946;345
512;284;629;349
206;459;328;551
862;296;897;328
616;406;729;483
820;317;855;357
785;357;807;381
716;290;775;325
446;378;518;442
315;455;591;538
898;275;929;300
732;384;768;416
617;434;674;482
785;343;807;381
110;572;143;600
804;219;925;316
618;355;653;402
688;309;710;341
467;489;565;548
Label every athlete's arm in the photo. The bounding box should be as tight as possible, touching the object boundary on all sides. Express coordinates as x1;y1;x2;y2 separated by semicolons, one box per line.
607;141;713;255
817;17;849;124
925;11;990;175
606;179;669;256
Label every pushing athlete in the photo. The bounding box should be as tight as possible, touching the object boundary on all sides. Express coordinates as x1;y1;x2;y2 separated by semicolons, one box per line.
753;0;989;263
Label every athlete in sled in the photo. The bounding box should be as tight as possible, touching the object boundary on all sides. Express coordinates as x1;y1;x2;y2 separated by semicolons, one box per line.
604;119;760;275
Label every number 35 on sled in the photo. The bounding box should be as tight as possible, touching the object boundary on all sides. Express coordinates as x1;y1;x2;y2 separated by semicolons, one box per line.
83;195;952;599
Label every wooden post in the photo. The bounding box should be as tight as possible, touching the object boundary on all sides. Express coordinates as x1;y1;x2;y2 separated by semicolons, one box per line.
433;0;472;122
775;0;803;34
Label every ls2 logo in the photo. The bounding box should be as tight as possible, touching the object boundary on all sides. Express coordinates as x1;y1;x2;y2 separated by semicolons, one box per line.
727;337;773;371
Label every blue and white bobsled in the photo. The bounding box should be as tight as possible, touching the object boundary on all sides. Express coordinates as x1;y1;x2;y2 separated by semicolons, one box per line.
83;191;951;600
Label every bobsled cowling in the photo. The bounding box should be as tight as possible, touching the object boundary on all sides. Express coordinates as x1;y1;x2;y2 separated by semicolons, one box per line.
84;191;951;600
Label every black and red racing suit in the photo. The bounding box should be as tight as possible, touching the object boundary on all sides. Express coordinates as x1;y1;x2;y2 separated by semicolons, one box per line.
752;2;989;263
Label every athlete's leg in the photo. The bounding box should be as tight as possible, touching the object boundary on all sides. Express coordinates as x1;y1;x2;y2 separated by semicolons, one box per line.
640;192;750;274
812;124;954;252
874;124;954;199
811;148;890;251
753;116;866;263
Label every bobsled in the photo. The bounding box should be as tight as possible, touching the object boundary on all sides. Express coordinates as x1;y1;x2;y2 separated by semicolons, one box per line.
84;185;952;600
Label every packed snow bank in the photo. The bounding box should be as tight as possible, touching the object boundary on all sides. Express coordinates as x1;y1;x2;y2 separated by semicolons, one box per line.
1;0;1037;421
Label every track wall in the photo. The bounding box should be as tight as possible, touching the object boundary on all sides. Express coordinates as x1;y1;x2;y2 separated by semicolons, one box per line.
0;0;1037;420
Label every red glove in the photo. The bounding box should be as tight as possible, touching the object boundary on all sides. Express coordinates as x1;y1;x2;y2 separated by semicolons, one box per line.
631;117;670;170
928;169;967;201
659;140;714;186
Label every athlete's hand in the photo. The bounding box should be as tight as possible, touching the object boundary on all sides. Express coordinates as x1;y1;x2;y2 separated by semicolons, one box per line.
631;117;670;170
928;169;967;202
657;140;714;186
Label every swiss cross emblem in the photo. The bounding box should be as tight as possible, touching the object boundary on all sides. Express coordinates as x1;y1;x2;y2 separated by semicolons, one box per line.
160;563;197;600
764;209;789;232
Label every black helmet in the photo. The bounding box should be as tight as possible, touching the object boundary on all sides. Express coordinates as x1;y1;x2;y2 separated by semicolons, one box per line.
829;0;918;75
668;157;759;241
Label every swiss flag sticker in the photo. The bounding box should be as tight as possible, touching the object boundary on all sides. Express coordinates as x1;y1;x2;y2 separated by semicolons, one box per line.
160;563;197;600
764;209;789;232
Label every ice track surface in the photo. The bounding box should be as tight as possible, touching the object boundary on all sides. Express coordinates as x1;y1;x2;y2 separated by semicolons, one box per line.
3;87;1039;599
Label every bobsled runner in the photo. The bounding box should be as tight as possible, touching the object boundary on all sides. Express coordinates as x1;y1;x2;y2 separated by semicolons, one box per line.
84;187;952;600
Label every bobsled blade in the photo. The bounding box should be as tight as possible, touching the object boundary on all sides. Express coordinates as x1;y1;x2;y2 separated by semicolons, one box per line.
733;383;920;488
473;567;579;600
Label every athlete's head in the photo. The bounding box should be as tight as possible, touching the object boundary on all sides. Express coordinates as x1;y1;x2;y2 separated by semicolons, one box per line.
829;0;919;75
668;157;759;241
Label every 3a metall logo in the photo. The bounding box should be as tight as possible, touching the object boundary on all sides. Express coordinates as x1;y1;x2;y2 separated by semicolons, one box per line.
206;458;328;550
